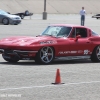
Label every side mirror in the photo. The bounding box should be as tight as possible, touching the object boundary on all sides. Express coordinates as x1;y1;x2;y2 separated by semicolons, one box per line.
75;35;81;41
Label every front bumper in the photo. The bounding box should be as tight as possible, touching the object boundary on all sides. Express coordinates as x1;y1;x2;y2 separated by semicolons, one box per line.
10;19;21;25
12;20;21;25
0;49;38;59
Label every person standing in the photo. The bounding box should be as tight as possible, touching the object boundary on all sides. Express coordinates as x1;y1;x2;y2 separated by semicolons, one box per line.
80;7;86;26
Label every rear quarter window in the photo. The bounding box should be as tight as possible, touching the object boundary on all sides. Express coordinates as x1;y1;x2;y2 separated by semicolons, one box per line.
92;31;99;36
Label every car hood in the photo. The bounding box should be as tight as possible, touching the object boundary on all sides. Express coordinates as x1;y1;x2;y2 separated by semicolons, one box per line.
6;14;20;18
0;36;57;46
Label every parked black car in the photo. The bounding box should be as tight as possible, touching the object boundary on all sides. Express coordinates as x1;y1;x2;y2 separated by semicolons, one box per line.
92;14;100;19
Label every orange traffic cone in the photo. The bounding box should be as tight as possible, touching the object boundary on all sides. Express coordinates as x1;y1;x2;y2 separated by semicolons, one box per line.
52;69;64;84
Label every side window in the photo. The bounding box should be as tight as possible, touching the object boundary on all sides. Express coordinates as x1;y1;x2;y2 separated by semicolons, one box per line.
71;29;76;38
71;28;87;38
91;30;99;36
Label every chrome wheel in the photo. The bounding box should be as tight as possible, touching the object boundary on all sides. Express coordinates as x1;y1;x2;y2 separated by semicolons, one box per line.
96;46;100;60
35;47;54;64
40;47;54;63
91;45;100;62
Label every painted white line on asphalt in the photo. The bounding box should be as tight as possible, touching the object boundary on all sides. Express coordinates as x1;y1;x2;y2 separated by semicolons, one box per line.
0;81;100;91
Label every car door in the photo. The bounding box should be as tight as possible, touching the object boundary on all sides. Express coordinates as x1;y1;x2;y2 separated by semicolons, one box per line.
55;37;71;57
69;28;92;56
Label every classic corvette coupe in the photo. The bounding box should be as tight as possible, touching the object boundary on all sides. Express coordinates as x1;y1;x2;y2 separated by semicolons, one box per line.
0;24;100;64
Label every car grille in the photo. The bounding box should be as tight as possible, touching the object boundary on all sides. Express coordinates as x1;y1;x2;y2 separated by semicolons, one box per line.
4;50;13;54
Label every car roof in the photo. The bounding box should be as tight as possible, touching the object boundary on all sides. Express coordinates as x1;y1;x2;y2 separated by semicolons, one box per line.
49;24;89;29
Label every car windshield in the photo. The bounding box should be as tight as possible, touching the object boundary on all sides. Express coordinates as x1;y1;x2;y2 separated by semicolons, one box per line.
0;10;8;15
41;26;72;37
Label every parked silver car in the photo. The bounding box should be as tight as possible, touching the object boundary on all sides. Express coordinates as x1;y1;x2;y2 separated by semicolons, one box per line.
0;9;21;25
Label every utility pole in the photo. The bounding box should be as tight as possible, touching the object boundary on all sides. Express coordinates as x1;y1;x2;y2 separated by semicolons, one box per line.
43;0;47;20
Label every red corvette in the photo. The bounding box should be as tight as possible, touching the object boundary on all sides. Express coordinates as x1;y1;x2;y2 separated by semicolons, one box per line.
0;24;100;64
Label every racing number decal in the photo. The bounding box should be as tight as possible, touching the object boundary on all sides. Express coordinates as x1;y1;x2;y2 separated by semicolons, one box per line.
84;50;89;55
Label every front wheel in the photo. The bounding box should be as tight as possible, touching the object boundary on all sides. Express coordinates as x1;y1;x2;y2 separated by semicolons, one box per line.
35;46;54;64
91;45;100;62
2;18;9;25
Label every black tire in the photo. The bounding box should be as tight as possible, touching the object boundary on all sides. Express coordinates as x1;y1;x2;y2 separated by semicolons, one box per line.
20;14;24;19
2;53;19;63
2;18;9;25
25;10;29;16
35;46;54;64
91;45;100;62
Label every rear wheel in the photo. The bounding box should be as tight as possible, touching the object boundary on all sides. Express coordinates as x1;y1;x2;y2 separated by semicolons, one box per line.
25;10;29;16
2;53;19;63
91;45;100;62
2;18;9;25
35;46;54;64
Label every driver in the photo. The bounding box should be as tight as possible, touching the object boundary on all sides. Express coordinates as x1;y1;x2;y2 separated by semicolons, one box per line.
76;29;80;36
